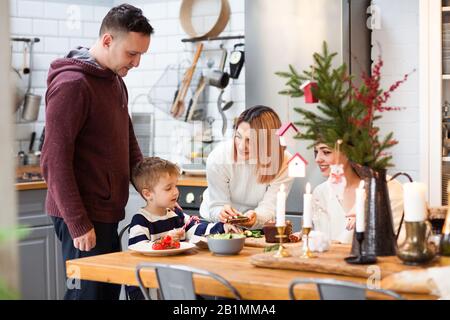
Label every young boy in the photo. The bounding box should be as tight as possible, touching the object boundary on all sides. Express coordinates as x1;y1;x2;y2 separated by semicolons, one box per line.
128;157;236;247
126;157;237;300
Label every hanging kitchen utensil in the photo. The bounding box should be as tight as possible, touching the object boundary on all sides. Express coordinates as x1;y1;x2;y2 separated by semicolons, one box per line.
222;100;234;111
38;127;45;152
229;43;244;79
185;75;206;122
170;42;204;119
11;67;26;113
217;89;227;136
22;43;30;75
207;45;229;89
180;0;230;40
21;39;42;122
28;131;36;153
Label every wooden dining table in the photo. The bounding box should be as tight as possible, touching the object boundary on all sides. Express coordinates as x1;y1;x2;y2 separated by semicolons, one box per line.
66;244;438;300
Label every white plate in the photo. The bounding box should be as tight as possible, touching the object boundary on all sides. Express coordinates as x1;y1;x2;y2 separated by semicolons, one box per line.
129;241;196;256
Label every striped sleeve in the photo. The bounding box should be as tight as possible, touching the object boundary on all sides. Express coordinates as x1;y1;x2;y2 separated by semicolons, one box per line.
128;214;151;246
186;222;225;239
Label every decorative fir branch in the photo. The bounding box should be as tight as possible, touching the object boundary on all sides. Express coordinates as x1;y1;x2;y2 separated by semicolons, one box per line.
275;41;413;170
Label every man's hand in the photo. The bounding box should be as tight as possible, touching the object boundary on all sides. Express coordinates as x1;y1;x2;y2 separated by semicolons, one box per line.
218;205;240;223
237;211;257;228
73;228;96;251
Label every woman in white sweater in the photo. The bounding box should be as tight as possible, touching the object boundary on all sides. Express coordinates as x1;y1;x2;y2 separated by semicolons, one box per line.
312;143;405;244
199;106;294;229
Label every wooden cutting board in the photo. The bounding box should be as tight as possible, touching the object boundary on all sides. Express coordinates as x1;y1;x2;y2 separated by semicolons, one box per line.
250;244;442;279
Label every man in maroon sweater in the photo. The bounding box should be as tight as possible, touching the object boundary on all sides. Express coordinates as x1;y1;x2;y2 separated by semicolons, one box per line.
41;4;153;300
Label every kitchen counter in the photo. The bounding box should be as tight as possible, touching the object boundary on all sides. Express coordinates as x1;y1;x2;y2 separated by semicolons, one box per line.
15;170;207;191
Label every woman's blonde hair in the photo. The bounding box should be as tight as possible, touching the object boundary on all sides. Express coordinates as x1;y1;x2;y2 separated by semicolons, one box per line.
233;106;285;184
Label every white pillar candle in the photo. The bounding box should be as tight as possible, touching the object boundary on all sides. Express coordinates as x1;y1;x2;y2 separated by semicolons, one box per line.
276;184;286;226
355;180;366;232
303;182;313;228
403;182;427;222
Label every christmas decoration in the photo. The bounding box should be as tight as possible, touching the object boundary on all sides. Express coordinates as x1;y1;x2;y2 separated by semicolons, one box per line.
287;152;308;177
275;41;413;171
300;80;319;103
276;122;299;149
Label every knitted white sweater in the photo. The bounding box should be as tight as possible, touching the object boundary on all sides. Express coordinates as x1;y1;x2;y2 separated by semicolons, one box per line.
199;140;294;229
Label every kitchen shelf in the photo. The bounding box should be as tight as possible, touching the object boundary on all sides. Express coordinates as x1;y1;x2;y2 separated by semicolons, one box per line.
443;157;450;162
443;75;450;80
443;6;450;12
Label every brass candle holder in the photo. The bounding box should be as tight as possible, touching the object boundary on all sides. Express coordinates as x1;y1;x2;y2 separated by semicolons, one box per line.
274;225;291;258
301;227;316;259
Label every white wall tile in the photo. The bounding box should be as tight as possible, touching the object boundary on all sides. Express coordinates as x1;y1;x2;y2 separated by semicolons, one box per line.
142;2;168;21
9;0;18;16
79;5;94;22
167;1;181;19
17;0;44;18
83;21;101;38
58;20;83;37
69;37;95;49
229;0;245;13
32;19;58;36
30;70;48;89
190;0;221;17
32;53;58;71
44;2;68;19
94;6;110;22
10;17;33;35
45;36;70;53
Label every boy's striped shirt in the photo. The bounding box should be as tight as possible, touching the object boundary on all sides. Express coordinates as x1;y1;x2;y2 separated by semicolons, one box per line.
128;207;224;246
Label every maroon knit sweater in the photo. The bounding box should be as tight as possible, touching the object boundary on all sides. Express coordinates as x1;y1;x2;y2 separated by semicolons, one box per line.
41;57;143;239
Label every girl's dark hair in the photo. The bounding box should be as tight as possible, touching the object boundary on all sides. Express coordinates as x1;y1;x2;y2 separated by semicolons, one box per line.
100;3;154;36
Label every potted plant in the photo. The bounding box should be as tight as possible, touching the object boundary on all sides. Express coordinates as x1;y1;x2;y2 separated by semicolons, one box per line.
276;42;414;256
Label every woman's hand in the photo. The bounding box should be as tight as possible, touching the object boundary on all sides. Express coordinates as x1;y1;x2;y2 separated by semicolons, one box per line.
237;211;257;228
219;205;240;223
345;213;356;231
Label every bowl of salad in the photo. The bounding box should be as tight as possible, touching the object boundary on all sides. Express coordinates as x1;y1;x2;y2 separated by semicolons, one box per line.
207;233;246;255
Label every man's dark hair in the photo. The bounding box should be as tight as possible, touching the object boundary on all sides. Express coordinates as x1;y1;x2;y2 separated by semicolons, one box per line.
99;3;154;36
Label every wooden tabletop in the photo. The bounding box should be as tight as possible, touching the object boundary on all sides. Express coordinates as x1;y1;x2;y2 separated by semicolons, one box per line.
66;246;437;300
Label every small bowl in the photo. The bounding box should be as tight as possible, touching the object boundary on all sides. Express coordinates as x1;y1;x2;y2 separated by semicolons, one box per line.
207;234;246;255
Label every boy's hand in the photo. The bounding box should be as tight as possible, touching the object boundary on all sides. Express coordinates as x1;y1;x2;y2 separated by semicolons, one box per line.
168;228;185;240
173;202;183;212
224;223;242;234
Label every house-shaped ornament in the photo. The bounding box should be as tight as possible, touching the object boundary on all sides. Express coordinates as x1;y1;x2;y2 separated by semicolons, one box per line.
300;80;319;103
287;152;308;177
276;122;299;149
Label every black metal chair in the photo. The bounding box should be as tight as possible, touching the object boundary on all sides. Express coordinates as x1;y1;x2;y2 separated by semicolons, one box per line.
135;262;242;300
289;278;404;300
118;223;131;300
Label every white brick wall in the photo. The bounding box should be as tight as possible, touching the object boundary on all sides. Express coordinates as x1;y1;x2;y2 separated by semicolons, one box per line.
372;0;420;181
10;0;246;165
